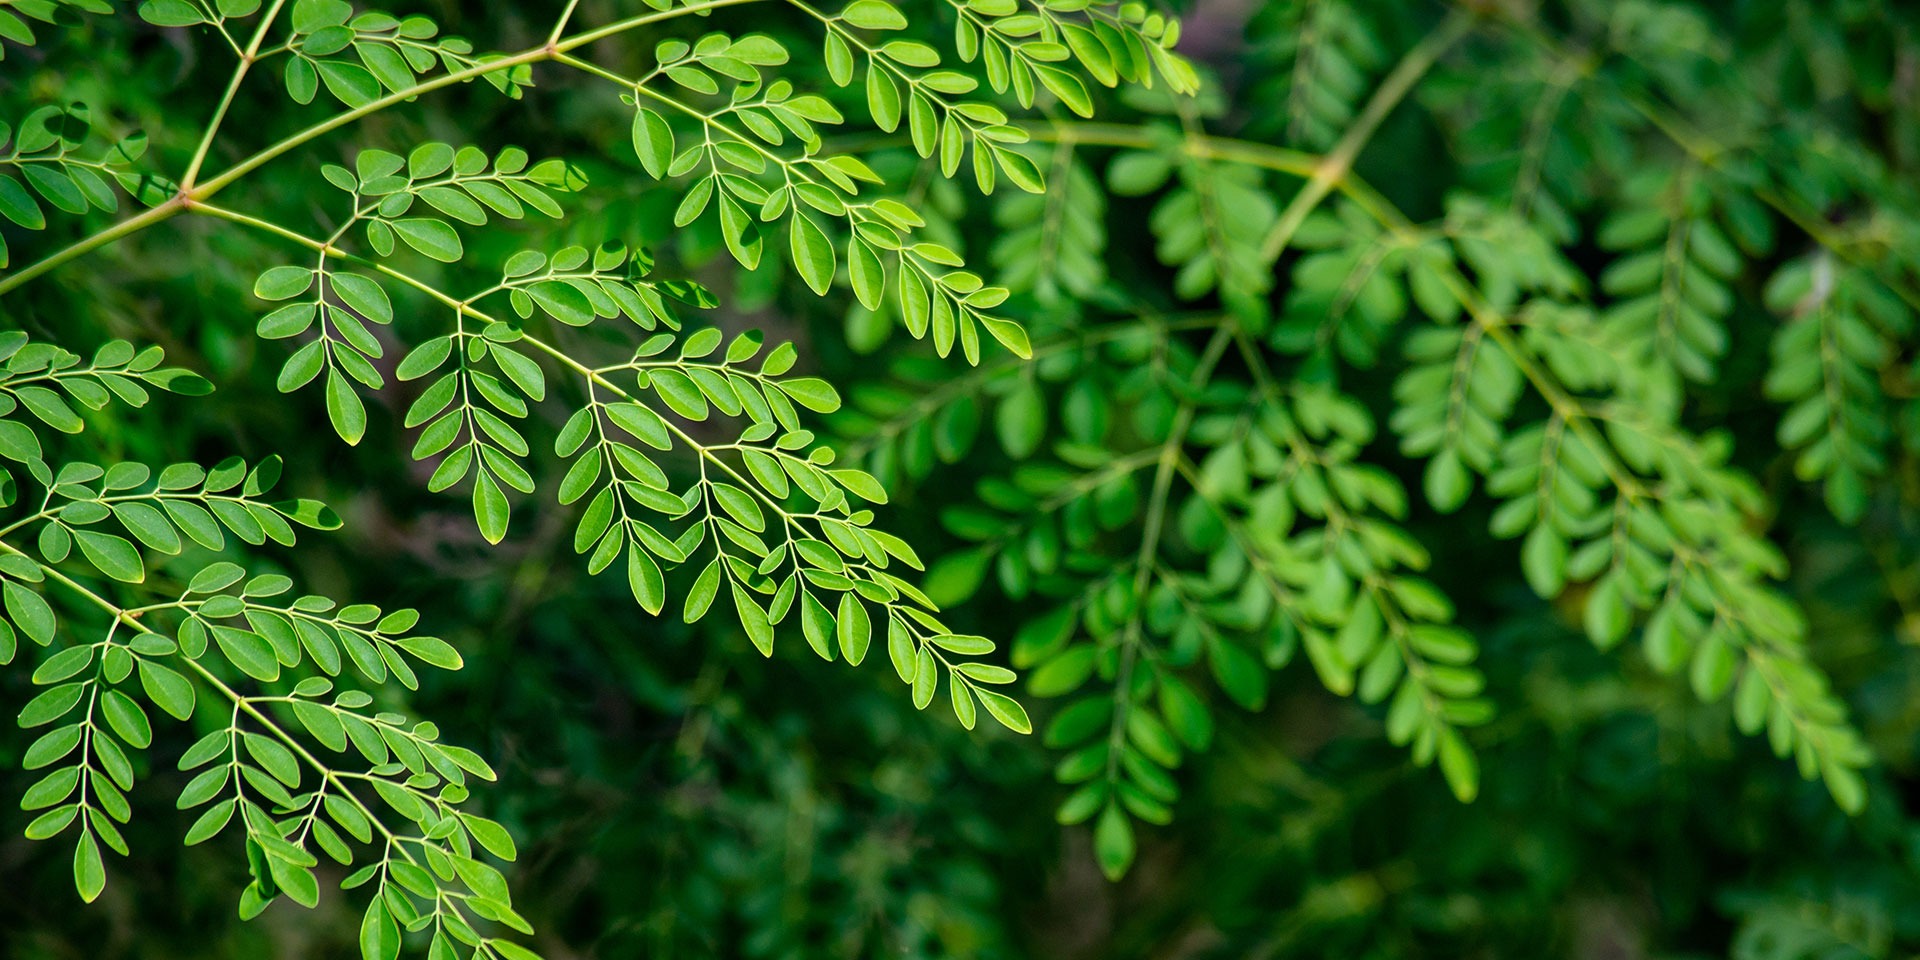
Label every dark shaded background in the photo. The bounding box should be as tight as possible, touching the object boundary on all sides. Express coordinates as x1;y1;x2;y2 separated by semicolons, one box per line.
6;1;1920;957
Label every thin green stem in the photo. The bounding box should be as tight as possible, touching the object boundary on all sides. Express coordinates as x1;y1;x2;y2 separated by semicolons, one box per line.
191;203;473;321
1101;326;1232;789
1022;121;1324;178
203;0;761;194
0;198;188;297
1021;121;1409;229
1259;9;1475;262
548;0;584;45
0;0;766;298
552;50;636;88
191;49;550;197
180;0;293;190
558;0;758;50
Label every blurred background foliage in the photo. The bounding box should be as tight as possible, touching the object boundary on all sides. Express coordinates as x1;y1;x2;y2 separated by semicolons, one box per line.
7;0;1920;958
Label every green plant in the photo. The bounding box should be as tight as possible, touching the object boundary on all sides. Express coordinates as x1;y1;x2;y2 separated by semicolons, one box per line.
11;1;1920;957
0;0;1192;954
838;0;1914;883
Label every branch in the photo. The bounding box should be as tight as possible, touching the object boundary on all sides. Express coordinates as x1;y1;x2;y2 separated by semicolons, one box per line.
0;0;767;298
